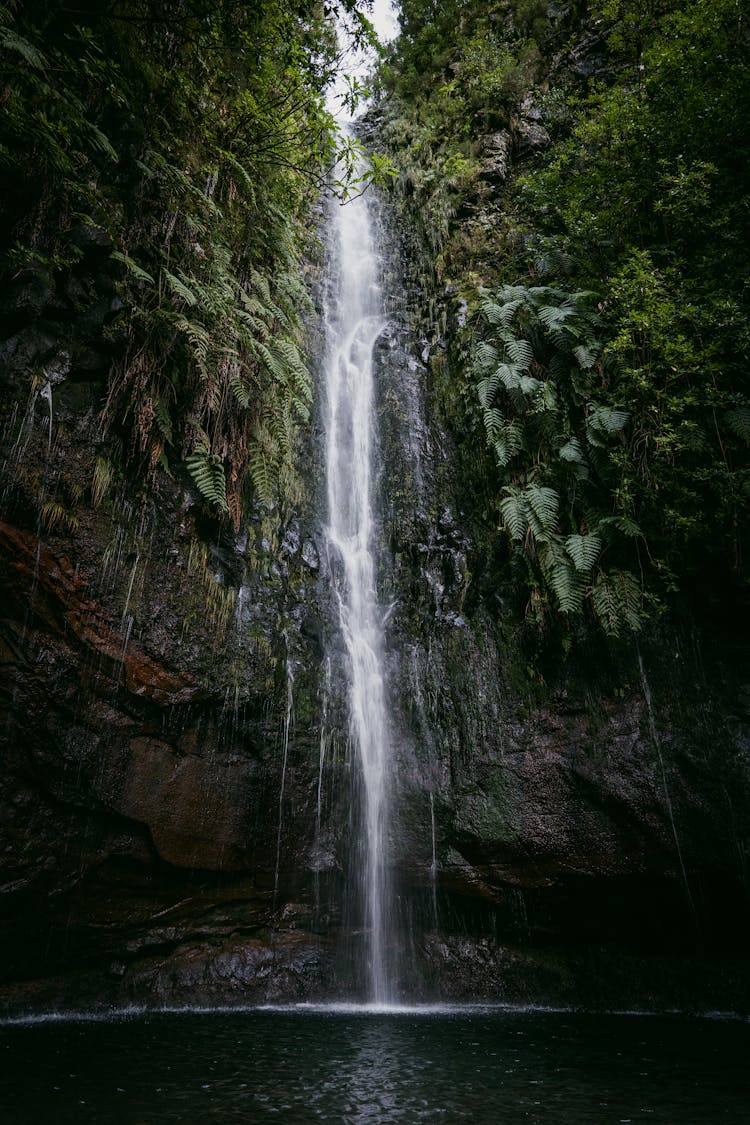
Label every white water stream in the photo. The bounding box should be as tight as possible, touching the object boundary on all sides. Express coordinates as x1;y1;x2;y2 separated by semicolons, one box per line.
323;144;394;1002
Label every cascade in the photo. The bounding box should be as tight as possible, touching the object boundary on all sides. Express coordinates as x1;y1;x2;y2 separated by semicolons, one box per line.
322;132;396;1003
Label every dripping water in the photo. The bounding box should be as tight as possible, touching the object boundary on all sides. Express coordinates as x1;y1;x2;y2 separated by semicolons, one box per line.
272;653;295;912
637;647;698;930
429;791;439;931
313;657;332;922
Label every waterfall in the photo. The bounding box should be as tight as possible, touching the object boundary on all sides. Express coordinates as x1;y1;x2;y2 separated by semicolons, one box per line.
322;146;395;1004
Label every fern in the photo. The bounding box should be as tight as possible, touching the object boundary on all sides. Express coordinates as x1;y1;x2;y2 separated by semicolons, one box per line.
726;407;750;445
480;290;525;327
559;437;585;463
217;148;256;202
164;269;198;307
573;343;598;369
229;365;250;408
538;538;585;614
498;363;523;391
537;300;577;331
247;434;276;506
493;421;524;467
483;407;505;438
0;27;46;69
591;569;642;637
499;485;527;540
599;514;642;538
525;484;559;538
478;371;502;409
474;341;499;371
152;395;173;445
111;250;154;284
586;404;629;440
565;532;602;573
186;441;228;513
506;337;534;368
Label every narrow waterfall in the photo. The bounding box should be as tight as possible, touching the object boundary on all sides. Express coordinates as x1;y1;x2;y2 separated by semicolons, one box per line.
323;147;395;1005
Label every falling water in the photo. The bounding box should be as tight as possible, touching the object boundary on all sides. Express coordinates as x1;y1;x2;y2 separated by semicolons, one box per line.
272;654;295;911
429;792;439;931
323;141;396;1003
637;647;697;926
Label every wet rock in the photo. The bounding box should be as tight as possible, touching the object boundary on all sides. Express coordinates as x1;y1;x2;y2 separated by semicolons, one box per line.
515;119;551;154
480;131;512;185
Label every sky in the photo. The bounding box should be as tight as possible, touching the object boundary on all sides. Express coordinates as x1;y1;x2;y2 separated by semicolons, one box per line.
370;0;399;44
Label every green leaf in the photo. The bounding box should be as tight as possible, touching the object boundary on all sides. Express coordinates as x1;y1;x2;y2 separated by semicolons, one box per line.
726;408;750;445
559;437;585;463
111;251;154;284
0;27;46;69
565;532;602;573
164;269;198;307
186;444;228;513
591;569;642;637
525;484;559;537
499;486;527;540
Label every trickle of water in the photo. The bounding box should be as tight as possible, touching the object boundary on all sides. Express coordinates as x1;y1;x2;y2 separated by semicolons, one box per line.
429;791;439;930
40;381;53;455
637;648;697;924
273;654;295;911
322;135;395;1004
316;657;331;841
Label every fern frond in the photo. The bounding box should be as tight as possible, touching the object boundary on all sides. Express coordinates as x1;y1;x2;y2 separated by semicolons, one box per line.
573;342;598;369
85;122;118;162
559;437;585;463
483;407;504;437
152;395;173;445
499;486;527;541
587;404;629;436
186;444;228;513
591;568;642;636
538;539;585;614
505;337;534;368
111;250;154;284
481;290;526;327
565;532;602;573
0;27;46;69
525;484;559;538
498;363;522;391
164;269;198;307
474;341;499;371
478;372;501;409
493;421;524;467
537;301;576;331
229;365;250;408
218;148;256;202
726;407;750;445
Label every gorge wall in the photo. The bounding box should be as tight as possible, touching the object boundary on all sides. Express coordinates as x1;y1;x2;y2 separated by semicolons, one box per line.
2;0;750;1017
2;229;750;1015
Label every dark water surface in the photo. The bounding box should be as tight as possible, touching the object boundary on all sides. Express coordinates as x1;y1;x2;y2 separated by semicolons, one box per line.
0;1006;748;1123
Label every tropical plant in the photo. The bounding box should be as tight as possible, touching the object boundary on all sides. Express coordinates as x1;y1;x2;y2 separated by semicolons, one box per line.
473;284;643;635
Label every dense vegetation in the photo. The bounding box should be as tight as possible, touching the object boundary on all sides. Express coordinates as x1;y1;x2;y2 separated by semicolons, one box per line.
0;0;376;526
2;0;748;641
377;0;750;638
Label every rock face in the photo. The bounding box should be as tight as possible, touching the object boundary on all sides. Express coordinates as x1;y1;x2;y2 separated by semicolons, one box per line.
2;208;750;1018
